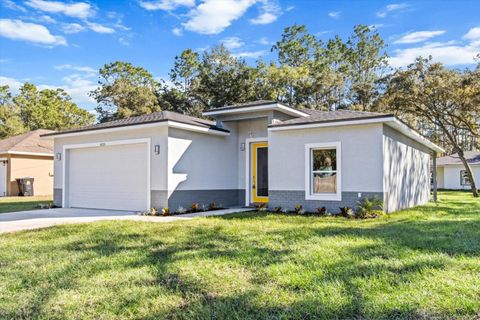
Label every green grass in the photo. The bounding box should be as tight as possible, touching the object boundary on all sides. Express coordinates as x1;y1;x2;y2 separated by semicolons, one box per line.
0;191;479;319
0;196;53;213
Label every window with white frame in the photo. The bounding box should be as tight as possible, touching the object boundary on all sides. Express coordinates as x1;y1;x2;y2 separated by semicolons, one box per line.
460;170;471;186
305;142;341;201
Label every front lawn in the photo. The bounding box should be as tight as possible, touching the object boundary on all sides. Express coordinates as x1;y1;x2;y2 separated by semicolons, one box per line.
0;191;479;319
0;196;53;213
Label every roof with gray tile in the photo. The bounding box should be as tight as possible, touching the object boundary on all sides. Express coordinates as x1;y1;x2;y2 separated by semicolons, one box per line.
204;100;278;112
0;129;54;155
436;151;480;166
270;109;393;127
42;111;229;137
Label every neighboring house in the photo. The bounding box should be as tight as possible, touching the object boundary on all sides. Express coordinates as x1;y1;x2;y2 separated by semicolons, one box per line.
42;101;443;213
0;129;54;197
435;151;480;190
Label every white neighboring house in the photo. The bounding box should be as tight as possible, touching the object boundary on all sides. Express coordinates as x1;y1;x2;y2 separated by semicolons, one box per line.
435;151;480;190
41;101;444;213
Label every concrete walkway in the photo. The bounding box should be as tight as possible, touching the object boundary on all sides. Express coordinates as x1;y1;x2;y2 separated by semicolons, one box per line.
0;207;254;234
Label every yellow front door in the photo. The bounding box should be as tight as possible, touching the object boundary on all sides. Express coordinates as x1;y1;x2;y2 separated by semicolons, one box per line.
251;142;268;203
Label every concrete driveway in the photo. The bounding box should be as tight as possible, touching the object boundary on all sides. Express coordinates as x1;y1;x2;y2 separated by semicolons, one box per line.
0;207;254;234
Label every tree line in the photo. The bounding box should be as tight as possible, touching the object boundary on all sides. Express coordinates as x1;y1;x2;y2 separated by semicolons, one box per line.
0;24;478;195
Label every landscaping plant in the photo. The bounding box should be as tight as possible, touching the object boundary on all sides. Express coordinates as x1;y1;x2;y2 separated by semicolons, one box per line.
356;197;384;219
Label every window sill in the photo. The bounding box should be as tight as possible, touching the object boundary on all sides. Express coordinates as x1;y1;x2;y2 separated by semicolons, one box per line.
305;193;342;201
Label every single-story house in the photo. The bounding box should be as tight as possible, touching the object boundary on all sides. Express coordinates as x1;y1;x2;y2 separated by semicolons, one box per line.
435;151;480;190
0;129;54;197
42;101;443;213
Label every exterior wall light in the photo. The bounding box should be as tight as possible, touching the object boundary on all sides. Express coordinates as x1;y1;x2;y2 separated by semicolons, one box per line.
240;143;245;151
154;145;160;155
56;153;62;161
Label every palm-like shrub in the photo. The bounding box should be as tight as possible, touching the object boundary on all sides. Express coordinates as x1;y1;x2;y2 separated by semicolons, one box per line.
356;197;383;219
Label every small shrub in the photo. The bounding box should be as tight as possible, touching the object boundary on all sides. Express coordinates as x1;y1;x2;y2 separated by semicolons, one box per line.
294;204;303;214
200;204;207;212
191;203;199;213
177;206;186;214
208;202;217;210
161;207;170;216
356;197;384;219
339;206;354;218
316;207;326;216
274;206;282;213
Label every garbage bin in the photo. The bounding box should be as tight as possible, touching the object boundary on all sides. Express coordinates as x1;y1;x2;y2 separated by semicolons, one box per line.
16;177;34;196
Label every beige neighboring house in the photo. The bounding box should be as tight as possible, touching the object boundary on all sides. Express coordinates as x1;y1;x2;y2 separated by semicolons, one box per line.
0;129;54;197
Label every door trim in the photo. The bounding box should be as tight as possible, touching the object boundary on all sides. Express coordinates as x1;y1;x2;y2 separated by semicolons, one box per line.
62;138;151;210
252;142;268;203
244;137;268;206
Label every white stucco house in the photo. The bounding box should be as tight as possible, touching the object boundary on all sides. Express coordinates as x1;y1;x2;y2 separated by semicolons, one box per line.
435;151;480;190
42;101;444;213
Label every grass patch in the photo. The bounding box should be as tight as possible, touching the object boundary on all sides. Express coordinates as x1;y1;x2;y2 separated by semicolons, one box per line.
0;191;479;319
0;196;53;213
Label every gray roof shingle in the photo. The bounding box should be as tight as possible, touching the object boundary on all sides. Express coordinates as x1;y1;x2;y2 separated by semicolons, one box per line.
0;129;54;155
42;111;229;137
204;100;277;112
436;151;480;166
270;109;393;127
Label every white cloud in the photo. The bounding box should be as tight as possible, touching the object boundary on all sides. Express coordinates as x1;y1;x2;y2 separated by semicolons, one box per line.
377;3;409;18
60;73;97;104
394;30;446;44
250;12;277;24
54;64;97;74
172;27;183;36
389;41;480;68
250;0;280;25
463;26;480;45
25;0;95;19
233;50;266;58
38;15;56;23
118;37;129;46
285;5;294;11
0;73;97;107
221;36;244;49
0;19;66;46
256;37;271;45
61;22;85;34
86;22;115;34
328;11;340;18
183;0;256;35
139;0;195;11
88;23;115;34
2;0;27;12
0;76;23;92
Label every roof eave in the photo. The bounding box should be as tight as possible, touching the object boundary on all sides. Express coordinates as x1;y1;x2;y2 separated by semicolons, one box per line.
203;102;310;118
41;119;230;139
269;115;444;153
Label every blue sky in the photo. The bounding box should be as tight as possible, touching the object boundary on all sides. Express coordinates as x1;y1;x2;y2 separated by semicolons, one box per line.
0;0;479;111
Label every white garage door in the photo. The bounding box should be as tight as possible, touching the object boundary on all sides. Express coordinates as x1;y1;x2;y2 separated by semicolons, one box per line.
68;142;148;211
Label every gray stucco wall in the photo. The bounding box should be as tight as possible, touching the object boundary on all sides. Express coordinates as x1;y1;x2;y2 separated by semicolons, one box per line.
52;125;169;207
53;188;62;207
268;123;385;212
383;125;432;212
166;126;244;209
168;189;245;211
269;190;384;213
